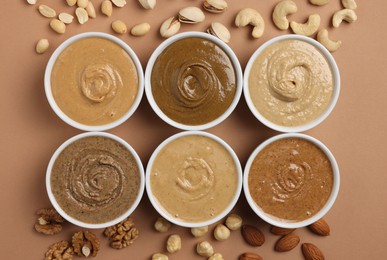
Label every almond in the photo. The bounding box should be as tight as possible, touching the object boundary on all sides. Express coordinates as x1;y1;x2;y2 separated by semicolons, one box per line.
308;219;330;236
270;225;296;236
241;225;265;247
274;233;300;252
301;243;325;260
239;252;263;260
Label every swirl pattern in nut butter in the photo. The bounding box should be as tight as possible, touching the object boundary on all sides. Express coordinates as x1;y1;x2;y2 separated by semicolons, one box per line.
248;138;333;222
51;37;138;126
248;39;334;126
50;136;140;224
150;135;238;223
151;37;236;125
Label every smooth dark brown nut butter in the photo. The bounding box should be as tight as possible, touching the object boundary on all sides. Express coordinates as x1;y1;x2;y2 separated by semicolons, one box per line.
50;136;141;224
151;37;236;125
248;137;333;222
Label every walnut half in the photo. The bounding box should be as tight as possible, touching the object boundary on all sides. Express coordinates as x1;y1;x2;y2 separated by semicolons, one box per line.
103;217;139;249
71;230;100;257
45;240;74;260
34;208;64;235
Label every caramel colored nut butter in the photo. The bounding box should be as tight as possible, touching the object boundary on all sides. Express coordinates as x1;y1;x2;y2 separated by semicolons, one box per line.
151;37;236;125
51;37;139;126
248;138;333;221
50;136;141;224
150;135;239;223
248;39;333;127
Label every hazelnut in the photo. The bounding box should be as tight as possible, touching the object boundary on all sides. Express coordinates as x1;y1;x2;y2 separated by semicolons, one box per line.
154;217;171;233
209;253;224;260
214;224;230;241
225;213;243;230
191;226;209;238
166;234;181;253
196;241;214;257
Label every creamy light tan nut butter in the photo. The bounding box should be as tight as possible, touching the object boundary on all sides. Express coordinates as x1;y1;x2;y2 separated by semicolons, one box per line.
150;135;238;223
151;37;236;125
51;37;138;126
50;136;141;224
248;138;333;222
248;39;334;126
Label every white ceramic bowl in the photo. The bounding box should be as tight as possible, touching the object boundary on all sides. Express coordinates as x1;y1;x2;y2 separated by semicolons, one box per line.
244;34;340;132
44;32;144;132
46;132;145;229
243;133;340;229
145;32;243;131
146;131;243;228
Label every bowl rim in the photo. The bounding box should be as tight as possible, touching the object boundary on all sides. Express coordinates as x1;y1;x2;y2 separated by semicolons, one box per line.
144;31;243;131
243;34;341;133
46;131;145;229
44;32;144;132
243;133;340;229
145;130;243;228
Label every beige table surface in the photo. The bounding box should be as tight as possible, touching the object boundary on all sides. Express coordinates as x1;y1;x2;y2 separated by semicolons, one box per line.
1;0;385;259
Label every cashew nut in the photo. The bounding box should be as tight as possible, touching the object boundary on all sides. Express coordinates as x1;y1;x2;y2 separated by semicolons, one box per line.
272;0;297;30
317;29;342;52
309;0;329;6
341;0;357;10
290;14;320;36
332;9;357;28
235;8;265;39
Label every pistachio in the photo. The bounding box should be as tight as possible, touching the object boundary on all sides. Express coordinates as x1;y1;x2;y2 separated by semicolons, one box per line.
50;19;66;34
35;39;49;54
38;5;56;18
59;12;74;24
112;20;127;34
160;16;181;38
101;0;113;17
178;6;205;24
111;0;127;7
66;0;77;7
203;0;228;13
131;22;151;36
75;7;89;24
85;1;96;18
138;0;156;10
77;0;88;8
207;22;231;43
27;0;37;5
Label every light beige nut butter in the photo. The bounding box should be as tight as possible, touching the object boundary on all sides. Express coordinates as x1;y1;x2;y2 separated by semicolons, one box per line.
150;135;239;223
51;37;139;126
151;37;236;125
248;138;333;222
50;136;141;224
248;39;334;126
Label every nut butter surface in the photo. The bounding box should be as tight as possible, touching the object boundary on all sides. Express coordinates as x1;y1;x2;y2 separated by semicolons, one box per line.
248;138;333;222
151;37;236;125
51;37;139;126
